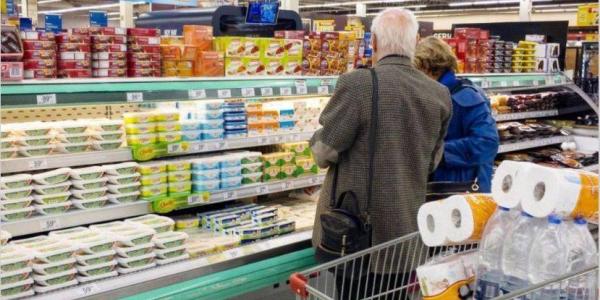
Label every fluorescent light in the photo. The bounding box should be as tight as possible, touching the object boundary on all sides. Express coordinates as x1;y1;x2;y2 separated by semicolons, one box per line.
38;0;62;4
40;1;145;14
300;0;410;9
107;12;121;16
449;0;519;7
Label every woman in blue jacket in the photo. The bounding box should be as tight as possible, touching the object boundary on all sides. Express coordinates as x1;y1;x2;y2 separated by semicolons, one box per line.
414;36;499;194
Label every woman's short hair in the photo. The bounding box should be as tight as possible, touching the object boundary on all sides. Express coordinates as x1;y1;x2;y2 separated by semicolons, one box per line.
414;36;458;75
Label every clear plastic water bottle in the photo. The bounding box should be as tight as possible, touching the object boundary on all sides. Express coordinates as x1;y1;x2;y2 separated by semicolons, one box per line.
474;207;515;300
500;212;543;296
564;218;598;300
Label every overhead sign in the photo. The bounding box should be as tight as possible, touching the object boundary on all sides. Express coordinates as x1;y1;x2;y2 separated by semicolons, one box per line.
122;0;197;6
19;18;33;31
89;11;108;27
44;14;62;33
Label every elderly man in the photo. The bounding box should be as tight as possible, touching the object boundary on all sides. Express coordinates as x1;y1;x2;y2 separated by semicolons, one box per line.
310;8;452;299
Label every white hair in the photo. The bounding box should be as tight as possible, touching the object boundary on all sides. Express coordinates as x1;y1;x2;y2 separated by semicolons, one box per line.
370;8;419;58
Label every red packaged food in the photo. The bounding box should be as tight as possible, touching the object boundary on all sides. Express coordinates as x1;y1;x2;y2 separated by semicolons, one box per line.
87;27;126;36
22;40;56;51
20;31;56;41
93;52;126;60
23;50;56;60
127;36;161;45
92;59;127;69
128;60;161;69
69;28;92;35
91;35;127;44
58;69;92;78
1;62;23;81
274;30;305;39
23;59;56;69
127;28;160;37
127;52;160;61
127;44;160;53
127;68;160;77
59;51;91;60
92;68;127;77
456;39;468;61
454;28;481;40
24;68;57;79
93;43;127;52
479;30;490;40
58;43;91;52
58;59;91;69
56;34;91;43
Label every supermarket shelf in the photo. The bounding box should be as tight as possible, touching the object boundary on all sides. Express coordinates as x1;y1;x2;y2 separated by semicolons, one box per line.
0;148;133;174
1;76;337;107
583;164;599;172
1;174;325;237
459;72;569;89
494;105;592;122
498;136;572;153
0;202;152;237
28;230;313;300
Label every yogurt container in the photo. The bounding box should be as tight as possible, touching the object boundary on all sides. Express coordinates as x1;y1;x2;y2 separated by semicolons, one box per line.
69;166;104;180
192;180;220;193
125;123;156;135
0;186;33;200
102;162;139;176
156;122;181;132
126;133;157;146
192;169;220;181
140;184;168;198
32;192;71;205
123;112;156;124
33;181;72;194
140;173;168;186
70;178;107;190
35;201;72;215
107;182;141;194
107;191;140;204
167;171;191;183
106;173;141;185
138;161;167;175
1;174;32;189
0;206;35;221
32;168;71;185
0;196;34;210
71;196;110;209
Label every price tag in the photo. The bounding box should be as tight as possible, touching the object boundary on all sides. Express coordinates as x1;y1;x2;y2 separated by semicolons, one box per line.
28;159;48;170
217;89;232;98
320;78;333;86
241;87;255;97
295;80;307;95
500;81;508;87
225;248;241;259
480;80;490;88
259;136;268;144
256;185;269;194
167;143;182;154
512;80;520;87
309;176;319;185
274;135;284;143
40;218;61;231
280;87;292;96
224;190;237;200
37;94;57;105
215;141;227;150
77;283;99;297
207;253;226;264
261;87;273;96
126;92;144;103
188;89;207;99
317;86;329;95
282;181;293;190
190;143;205;152
532;80;540;86
291;134;301;141
188;194;201;205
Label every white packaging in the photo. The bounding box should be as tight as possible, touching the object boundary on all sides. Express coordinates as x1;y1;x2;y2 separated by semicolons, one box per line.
76;260;118;277
76;270;118;282
115;242;155;258
417;201;450;247
32;268;77;286
491;161;537;209
443;194;497;243
75;250;117;266
31;257;76;275
416;256;469;297
117;252;156;268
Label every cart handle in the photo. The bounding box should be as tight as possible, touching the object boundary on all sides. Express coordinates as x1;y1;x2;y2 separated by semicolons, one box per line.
289;272;308;298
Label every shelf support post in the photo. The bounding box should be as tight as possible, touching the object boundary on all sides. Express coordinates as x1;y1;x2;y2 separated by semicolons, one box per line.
519;0;532;21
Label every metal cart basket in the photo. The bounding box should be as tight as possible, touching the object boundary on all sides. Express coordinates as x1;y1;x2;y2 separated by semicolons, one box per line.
290;231;598;300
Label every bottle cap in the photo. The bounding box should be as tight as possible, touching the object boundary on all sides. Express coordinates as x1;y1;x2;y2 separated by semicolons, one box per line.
521;211;533;218
574;217;587;225
548;215;562;224
499;206;510;211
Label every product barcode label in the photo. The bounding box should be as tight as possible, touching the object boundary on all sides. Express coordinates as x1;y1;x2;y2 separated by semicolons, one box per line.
40;218;61;231
188;194;201;205
241;88;255;97
260;87;273;96
77;283;99;297
280;87;292;96
28;159;48;170
9;65;22;77
295;80;307;95
217;89;232;98
188;89;206;99
37;94;57;105
317;86;329;95
126;92;144;103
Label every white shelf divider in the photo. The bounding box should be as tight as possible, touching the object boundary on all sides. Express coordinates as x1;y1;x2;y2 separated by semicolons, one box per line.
498;136;572;153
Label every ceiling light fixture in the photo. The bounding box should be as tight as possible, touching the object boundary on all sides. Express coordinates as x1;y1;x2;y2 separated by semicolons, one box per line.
37;0;62;4
449;0;519;7
39;1;146;14
300;0;410;9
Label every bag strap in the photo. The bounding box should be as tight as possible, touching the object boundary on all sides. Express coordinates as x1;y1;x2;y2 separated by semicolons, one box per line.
329;68;379;223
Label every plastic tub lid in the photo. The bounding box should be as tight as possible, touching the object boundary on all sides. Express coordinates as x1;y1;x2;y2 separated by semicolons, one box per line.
69;166;105;180
33;181;72;194
0;206;35;221
75;249;117;266
0;174;32;187
32;257;76;275
114;242;155;257
35;201;73;216
76;259;117;273
117;252;156;266
32;168;72;185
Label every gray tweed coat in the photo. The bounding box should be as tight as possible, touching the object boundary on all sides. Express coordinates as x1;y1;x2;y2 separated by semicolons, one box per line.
310;56;452;272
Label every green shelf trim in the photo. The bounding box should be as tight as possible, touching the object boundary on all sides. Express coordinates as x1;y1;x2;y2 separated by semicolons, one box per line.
122;248;316;300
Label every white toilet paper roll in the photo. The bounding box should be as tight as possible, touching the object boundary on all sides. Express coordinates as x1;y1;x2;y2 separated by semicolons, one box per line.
444;194;497;243
418;201;450;247
491;161;538;209
520;167;598;219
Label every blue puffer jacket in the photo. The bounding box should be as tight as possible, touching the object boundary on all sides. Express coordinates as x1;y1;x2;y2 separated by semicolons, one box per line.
431;70;499;192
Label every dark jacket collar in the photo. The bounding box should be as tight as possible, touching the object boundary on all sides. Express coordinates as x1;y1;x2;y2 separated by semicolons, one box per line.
376;55;412;67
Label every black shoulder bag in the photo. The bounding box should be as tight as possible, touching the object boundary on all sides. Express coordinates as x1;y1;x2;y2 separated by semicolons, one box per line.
426;80;480;202
315;68;378;263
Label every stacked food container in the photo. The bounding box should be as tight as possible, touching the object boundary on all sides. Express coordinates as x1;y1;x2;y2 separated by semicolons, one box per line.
127;28;161;77
0;244;35;300
20;31;57;79
90;27;128;78
57;29;92;78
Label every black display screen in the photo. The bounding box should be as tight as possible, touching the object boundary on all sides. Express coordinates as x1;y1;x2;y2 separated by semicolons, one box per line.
246;1;279;25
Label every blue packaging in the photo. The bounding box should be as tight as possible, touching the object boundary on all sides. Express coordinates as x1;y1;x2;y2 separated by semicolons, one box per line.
220;166;242;178
192;180;221;193
201;129;225;140
224;112;247;122
192;169;221;181
182;130;202;141
279;121;295;129
199;119;224;130
192;158;220;170
181;120;201;131
219;156;241;168
196;109;224;120
220;176;242;189
224;121;247;131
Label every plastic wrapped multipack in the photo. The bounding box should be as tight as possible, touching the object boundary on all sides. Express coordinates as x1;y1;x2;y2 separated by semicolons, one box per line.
125;214;175;233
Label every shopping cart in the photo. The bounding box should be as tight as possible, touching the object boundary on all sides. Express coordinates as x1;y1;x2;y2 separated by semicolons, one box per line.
289;231;599;300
